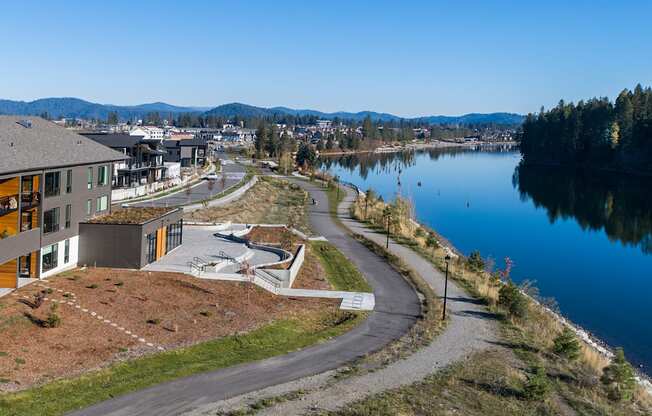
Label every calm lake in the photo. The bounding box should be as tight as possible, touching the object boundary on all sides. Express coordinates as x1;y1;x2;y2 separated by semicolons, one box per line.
319;147;652;373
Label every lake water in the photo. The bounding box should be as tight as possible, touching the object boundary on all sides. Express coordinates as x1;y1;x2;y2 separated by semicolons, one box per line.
319;147;652;373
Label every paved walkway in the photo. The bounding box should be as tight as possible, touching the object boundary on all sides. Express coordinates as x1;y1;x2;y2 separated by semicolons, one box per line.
131;153;246;208
202;183;498;415
278;289;375;311
70;177;420;416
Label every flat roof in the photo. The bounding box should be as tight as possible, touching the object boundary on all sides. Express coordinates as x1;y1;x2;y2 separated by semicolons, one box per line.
0;116;127;175
84;207;179;225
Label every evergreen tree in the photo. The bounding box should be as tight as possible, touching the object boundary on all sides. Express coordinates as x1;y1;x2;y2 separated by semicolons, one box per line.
552;327;581;360
107;111;119;125
601;348;637;402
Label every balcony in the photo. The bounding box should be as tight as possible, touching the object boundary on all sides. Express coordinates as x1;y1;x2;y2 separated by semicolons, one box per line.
20;192;40;211
0;194;19;218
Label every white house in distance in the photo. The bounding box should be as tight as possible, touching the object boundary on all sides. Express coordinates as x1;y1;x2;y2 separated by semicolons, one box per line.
130;126;165;141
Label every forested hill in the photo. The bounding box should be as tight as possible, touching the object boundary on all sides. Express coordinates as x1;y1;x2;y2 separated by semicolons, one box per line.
205;102;524;125
519;84;652;174
0;97;205;120
0;97;524;126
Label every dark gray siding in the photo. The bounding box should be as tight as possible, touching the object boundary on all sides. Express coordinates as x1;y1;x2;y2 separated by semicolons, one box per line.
78;224;143;269
0;228;40;265
41;162;114;247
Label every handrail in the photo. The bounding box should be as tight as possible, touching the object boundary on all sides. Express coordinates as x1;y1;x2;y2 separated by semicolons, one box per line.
193;256;208;266
187;260;203;275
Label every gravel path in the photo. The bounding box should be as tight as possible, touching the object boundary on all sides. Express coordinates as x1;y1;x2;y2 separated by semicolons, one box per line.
207;184;498;415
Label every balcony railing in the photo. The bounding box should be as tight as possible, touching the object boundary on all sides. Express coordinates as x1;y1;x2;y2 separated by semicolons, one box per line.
21;192;40;210
0;194;19;217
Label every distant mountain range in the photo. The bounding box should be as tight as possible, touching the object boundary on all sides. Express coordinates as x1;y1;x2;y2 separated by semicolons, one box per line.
0;97;524;125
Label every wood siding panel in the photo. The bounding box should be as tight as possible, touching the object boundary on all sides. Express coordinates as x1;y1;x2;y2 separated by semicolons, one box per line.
0;259;17;288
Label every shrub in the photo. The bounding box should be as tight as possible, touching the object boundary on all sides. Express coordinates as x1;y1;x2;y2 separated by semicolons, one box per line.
498;282;528;318
553;328;581;360
601;348;637;402
86;284;98;289
468;250;485;272
199;311;212;317
146;318;161;325
45;304;61;328
523;365;551;400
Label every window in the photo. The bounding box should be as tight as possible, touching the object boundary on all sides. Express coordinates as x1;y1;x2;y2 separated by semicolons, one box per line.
43;207;60;234
97;165;109;186
87;167;93;190
165;219;183;254
44;172;60;197
65;204;71;228
86;199;92;216
66;169;72;193
64;239;70;264
42;243;58;271
96;195;108;212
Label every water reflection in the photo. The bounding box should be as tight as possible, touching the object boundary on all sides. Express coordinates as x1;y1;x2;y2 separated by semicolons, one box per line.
514;164;652;255
318;145;514;181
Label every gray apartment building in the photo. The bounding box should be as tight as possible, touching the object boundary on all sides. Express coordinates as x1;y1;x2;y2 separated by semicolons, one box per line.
0;116;129;289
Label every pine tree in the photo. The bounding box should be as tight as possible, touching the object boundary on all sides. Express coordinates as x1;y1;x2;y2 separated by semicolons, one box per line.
552;327;581;360
601;348;637;402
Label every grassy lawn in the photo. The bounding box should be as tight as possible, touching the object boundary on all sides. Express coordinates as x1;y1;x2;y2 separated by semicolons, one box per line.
311;241;371;293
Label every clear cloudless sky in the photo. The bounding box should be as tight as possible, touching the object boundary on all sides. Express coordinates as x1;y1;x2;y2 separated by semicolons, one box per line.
1;0;651;117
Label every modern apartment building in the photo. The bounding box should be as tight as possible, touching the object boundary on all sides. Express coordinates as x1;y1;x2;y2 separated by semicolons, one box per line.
0;116;126;290
81;133;167;188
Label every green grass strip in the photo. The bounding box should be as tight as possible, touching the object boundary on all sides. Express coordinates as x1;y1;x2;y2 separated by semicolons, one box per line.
311;241;372;293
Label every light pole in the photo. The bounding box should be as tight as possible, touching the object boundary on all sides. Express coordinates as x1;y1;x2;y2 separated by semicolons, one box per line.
442;254;451;320
385;214;391;249
335;175;340;201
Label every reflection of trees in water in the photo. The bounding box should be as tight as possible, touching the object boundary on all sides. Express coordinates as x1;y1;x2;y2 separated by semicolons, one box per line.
318;145;517;180
318;151;418;180
514;164;652;254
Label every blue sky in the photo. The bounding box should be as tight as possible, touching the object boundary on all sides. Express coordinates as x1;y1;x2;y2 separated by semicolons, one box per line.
1;0;651;117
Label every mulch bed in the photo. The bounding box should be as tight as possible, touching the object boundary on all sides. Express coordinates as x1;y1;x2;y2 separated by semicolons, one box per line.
0;264;336;391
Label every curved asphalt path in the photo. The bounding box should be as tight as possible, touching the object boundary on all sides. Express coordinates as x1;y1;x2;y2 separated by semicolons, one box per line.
132;153;246;208
69;179;420;416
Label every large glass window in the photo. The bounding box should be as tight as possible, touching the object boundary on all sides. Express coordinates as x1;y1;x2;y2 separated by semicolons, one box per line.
66;169;72;193
96;195;108;212
65;204;71;229
86;199;92;216
97;165;109;186
43;207;60;234
42;243;58;271
165;219;183;254
44;172;60;197
87;167;93;190
64;239;70;264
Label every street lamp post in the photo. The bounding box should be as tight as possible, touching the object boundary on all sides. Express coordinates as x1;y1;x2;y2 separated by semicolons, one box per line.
386;214;391;248
442;254;451;320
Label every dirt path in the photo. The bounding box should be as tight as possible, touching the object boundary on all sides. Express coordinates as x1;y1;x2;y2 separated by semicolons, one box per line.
209;184;498;415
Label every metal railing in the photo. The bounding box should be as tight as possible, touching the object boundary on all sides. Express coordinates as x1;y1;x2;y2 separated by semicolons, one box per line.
0;194;19;216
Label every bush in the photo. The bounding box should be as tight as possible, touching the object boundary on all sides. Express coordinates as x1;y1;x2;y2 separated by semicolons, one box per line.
523;365;551;400
45;304;61;328
601;348;637;402
498;282;528;318
146;318;161;325
468;250;485;272
552;328;581;360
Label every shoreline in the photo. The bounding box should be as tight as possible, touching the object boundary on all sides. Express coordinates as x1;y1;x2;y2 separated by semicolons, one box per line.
340;181;652;394
319;140;517;157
